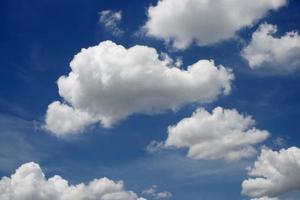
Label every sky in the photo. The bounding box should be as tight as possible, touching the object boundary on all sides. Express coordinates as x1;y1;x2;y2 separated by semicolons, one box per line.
0;0;300;200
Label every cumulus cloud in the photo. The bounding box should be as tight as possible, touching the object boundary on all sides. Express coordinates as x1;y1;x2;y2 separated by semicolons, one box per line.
242;147;300;199
45;101;97;136
0;162;145;200
164;107;269;161
241;23;300;74
99;10;124;36
142;185;172;199
144;0;287;49
45;41;233;135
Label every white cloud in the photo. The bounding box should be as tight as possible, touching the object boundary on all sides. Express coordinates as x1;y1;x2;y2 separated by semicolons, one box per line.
146;141;165;154
144;0;287;49
164;107;269;161
44;101;97;137
99;10;124;36
155;192;171;199
242;147;300;199
0;162;145;200
45;41;233;135
241;23;300;74
251;197;279;200
142;185;172;199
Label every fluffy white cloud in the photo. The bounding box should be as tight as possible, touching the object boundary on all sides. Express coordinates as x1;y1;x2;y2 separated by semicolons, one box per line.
241;23;300;73
144;0;287;49
0;162;145;200
45;41;233;135
99;10;124;36
164;107;269;161
142;185;172;199
242;147;300;199
44;101;97;136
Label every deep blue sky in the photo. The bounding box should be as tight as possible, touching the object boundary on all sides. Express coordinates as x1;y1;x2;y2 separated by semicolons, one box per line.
0;0;300;199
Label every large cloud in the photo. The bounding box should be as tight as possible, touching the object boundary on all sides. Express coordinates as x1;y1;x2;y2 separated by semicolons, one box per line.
241;23;300;74
0;162;145;200
164;107;269;161
144;0;287;49
242;147;300;199
45;41;233;136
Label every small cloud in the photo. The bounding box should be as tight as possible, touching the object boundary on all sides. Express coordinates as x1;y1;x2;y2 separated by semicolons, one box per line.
159;53;183;68
142;185;172;199
273;137;286;147
99;10;124;36
146;140;165;154
155;191;172;199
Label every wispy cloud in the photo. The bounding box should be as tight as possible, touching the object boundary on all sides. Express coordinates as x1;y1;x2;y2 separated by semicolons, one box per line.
142;185;172;199
99;10;124;36
0;114;36;173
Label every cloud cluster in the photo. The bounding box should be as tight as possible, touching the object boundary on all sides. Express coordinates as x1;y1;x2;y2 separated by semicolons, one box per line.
45;41;233;136
99;10;124;36
164;107;269;161
144;0;287;49
0;162;145;200
242;147;300;199
142;185;172;199
242;23;300;74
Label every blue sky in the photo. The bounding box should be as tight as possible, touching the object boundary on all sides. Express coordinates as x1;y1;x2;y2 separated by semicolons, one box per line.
0;0;300;200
